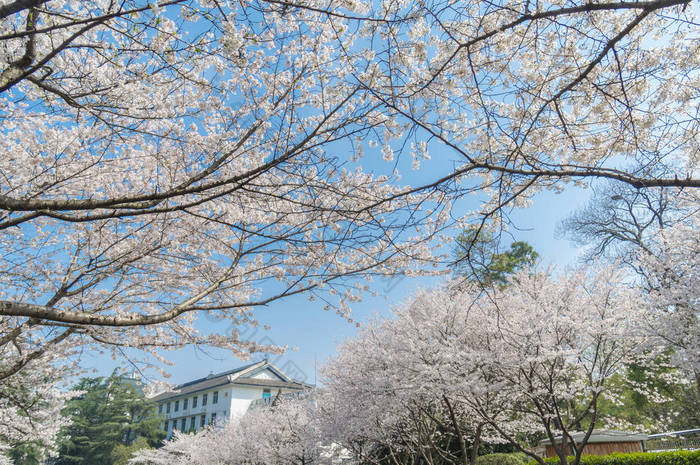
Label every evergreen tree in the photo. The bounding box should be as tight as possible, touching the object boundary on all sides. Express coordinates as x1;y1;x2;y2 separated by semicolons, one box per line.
6;441;44;465
452;227;539;287
110;437;153;465
56;372;164;465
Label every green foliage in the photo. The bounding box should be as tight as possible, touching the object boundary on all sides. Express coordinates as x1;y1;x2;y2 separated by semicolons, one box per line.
478;443;528;457
56;371;165;465
110;437;152;465
477;452;527;465
596;357;700;430
6;440;44;465
452;227;539;286
488;241;539;284
512;452;531;463
531;451;700;465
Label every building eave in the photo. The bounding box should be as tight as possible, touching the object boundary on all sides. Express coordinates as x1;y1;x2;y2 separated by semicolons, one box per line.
149;360;312;402
540;430;649;445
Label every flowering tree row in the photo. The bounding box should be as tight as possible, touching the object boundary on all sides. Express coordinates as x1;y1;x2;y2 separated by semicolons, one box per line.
322;267;666;465
133;399;327;465
135;253;695;465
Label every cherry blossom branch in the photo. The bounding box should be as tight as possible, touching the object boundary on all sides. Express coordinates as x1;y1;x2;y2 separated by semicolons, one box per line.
0;0;48;19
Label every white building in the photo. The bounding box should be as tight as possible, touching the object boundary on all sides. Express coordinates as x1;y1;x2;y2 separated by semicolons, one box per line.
151;359;310;436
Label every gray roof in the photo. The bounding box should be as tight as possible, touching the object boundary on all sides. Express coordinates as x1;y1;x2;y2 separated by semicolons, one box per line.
541;430;648;445
176;361;261;390
231;378;307;389
151;377;230;402
150;360;310;402
648;428;700;439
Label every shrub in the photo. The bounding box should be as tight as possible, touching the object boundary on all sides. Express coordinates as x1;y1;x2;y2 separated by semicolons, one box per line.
530;450;700;465
477;452;527;465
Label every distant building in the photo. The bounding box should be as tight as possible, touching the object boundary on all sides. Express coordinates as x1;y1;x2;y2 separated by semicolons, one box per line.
150;360;311;437
540;430;648;457
645;428;700;452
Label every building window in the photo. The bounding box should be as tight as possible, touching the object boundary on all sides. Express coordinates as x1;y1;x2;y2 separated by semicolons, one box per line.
166;402;171;413
181;418;186;430
213;391;218;404
171;419;176;431
164;421;168;431
200;414;206;428
262;388;271;399
158;404;163;414
210;413;216;425
192;396;198;408
174;400;179;412
183;398;188;410
223;410;227;418
202;393;208;405
191;416;196;430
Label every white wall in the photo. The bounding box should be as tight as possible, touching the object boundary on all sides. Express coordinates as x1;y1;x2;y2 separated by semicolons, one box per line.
160;386;235;435
159;383;301;437
228;385;264;418
226;385;298;417
248;369;276;380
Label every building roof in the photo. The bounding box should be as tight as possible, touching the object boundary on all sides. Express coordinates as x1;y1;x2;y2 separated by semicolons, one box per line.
541;430;649;445
176;360;261;390
648;428;700;439
150;360;310;402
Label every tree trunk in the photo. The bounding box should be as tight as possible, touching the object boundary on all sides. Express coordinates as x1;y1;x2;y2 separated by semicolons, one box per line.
470;423;483;465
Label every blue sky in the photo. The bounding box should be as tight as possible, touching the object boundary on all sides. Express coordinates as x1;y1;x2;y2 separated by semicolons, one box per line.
82;139;594;388
155;185;590;387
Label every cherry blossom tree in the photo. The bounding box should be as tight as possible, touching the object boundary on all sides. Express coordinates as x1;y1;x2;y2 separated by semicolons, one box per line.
2;0;699;453
562;184;699;407
2;0;698;376
640;215;699;389
0;0;453;396
353;0;699;224
131;398;339;465
319;291;505;465
0;354;74;465
323;267;661;465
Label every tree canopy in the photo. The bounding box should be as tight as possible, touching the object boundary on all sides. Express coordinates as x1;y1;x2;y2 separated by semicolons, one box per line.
137;266;674;465
0;0;698;453
0;0;447;435
56;372;164;465
560;183;699;407
321;267;659;465
453;228;539;286
0;359;72;464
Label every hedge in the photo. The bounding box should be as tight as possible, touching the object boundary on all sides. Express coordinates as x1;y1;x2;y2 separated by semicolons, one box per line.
530;450;700;465
477;453;527;465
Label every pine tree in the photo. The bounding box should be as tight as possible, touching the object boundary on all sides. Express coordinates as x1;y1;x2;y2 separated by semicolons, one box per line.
452;227;539;287
56;372;164;465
